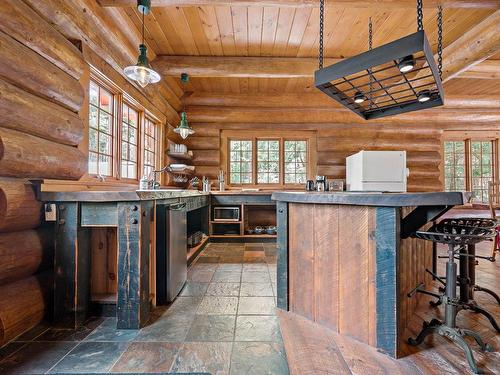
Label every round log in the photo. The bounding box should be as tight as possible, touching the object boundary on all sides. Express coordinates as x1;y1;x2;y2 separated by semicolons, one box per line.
0;79;84;146
0;178;41;233
0;31;84;113
0;274;50;346
0;229;53;285
0;128;87;180
186;106;500;124
0;0;86;80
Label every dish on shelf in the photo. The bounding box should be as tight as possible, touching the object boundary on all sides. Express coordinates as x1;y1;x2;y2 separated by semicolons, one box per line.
254;226;264;235
266;225;277;235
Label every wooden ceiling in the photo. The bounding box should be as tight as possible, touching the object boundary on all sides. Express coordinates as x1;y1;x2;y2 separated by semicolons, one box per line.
103;1;500;95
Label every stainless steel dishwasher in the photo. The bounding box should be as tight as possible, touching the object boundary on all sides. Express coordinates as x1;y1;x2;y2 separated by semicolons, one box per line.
156;201;187;304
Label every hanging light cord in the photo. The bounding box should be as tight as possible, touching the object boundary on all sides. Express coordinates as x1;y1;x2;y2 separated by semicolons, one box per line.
437;5;443;81
368;17;373;108
142;9;145;46
319;0;324;69
417;0;423;31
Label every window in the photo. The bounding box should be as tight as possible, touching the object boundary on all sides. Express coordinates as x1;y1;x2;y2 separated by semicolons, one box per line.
121;103;139;179
284;140;307;184
143;117;158;178
88;81;114;176
444;141;465;191
471;141;494;203
87;72;162;182
225;132;314;187
257;140;280;184
229;140;253;184
443;136;499;203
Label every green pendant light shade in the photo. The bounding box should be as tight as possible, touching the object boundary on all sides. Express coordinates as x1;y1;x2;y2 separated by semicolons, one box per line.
123;0;161;88
174;111;195;139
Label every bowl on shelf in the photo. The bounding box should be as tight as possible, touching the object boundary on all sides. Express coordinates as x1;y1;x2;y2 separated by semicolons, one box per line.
254;226;264;235
246;229;254;235
266;226;277;235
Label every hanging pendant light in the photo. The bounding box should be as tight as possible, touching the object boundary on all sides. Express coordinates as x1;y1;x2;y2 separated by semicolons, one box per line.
315;0;445;120
124;0;161;88
175;111;195;139
174;73;195;139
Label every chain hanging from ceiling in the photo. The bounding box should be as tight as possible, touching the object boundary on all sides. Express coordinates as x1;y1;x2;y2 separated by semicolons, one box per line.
437;5;443;81
319;0;324;69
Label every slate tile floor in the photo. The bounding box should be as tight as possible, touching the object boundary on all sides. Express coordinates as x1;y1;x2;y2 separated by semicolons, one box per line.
0;242;289;375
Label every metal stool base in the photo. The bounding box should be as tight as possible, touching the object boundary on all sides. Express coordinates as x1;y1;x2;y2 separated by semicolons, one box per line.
459;302;500;333
408;319;493;374
473;285;500;305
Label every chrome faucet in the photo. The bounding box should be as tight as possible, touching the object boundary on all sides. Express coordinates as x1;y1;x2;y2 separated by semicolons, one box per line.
152;166;169;190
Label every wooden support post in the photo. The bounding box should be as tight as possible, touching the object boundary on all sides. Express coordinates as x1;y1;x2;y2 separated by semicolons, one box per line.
374;207;398;357
53;202;91;328
276;201;289;310
117;201;153;329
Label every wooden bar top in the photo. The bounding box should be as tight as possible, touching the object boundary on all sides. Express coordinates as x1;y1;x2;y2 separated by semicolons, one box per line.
272;191;469;207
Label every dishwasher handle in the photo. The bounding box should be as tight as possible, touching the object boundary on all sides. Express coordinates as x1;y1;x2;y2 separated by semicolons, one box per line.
169;202;186;211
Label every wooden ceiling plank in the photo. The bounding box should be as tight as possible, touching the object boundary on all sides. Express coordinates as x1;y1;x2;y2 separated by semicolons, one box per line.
197;6;225;55
215;6;237;56
261;7;279;56
232;6;249;56
97;1;500;10
181;7;212;55
153;7;190;54
122;7;162;54
285;8;312;56
247;6;264;56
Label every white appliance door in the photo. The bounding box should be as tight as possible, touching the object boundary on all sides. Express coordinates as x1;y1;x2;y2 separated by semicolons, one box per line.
363;151;405;182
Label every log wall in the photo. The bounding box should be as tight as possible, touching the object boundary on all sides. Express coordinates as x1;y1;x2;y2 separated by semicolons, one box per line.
0;0;87;347
187;123;444;191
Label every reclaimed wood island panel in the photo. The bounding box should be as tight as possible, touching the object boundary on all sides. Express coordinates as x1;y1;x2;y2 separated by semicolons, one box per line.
271;191;468;358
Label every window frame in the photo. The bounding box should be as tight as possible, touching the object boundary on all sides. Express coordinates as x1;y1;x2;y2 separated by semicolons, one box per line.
443;131;500;204
86;69;163;183
222;130;316;188
142;116;160;179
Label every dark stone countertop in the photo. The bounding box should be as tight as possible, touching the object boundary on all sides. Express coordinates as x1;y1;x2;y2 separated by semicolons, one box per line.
271;191;470;207
40;189;209;202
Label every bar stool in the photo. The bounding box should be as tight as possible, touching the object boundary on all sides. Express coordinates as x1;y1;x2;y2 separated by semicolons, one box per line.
440;218;500;305
408;223;496;374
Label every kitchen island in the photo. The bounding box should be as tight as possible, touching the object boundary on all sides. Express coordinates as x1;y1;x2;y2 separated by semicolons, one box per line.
271;191;469;358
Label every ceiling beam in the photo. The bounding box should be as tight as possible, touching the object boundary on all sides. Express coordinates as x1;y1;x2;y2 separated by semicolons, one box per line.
153;55;499;80
440;10;500;82
98;0;500;9
186;93;500;109
186;106;500;124
153;56;338;78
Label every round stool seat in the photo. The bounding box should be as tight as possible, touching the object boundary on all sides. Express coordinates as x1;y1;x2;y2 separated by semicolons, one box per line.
415;224;495;246
439;218;497;229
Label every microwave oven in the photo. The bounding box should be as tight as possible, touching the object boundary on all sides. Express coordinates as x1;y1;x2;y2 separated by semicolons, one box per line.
213;206;240;221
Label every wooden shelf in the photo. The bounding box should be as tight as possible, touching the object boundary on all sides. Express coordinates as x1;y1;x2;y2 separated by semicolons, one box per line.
210;220;242;224
243;234;277;238
167;152;192;161
91;293;116;304
167;167;195;176
187;236;209;264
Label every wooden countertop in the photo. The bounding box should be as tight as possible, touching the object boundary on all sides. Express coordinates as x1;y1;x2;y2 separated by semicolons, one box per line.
39;189;276;202
271;191;470;207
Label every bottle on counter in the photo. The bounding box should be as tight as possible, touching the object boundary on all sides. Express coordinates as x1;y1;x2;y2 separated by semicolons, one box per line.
139;175;149;190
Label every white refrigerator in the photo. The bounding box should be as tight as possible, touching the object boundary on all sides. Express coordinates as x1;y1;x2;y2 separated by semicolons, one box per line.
346;150;408;192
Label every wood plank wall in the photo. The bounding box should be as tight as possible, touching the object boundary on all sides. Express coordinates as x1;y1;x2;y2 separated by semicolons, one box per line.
187;123;443;192
287;203;433;356
0;0;88;346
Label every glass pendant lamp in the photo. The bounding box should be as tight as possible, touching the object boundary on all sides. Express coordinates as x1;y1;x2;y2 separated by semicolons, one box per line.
124;0;161;88
174;112;195;140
